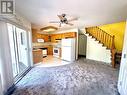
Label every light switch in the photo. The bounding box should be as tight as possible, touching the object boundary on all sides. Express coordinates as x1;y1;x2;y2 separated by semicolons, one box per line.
124;54;126;58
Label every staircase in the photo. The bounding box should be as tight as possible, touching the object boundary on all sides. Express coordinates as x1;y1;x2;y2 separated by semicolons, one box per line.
85;26;116;68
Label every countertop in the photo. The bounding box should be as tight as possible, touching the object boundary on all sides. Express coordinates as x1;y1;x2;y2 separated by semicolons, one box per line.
32;42;61;49
32;49;42;52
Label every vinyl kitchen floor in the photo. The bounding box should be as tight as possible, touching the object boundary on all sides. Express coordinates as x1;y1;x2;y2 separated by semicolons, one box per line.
12;58;119;95
35;55;71;67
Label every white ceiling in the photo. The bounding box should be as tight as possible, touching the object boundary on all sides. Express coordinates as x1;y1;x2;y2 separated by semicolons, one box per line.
16;0;127;29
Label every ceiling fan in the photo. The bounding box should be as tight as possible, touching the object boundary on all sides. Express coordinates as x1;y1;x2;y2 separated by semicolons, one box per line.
49;14;78;27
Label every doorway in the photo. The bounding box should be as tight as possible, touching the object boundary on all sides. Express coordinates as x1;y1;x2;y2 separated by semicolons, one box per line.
78;34;87;58
7;23;30;79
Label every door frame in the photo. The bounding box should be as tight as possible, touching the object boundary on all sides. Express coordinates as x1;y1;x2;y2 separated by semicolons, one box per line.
15;30;33;82
0;74;3;95
7;23;32;82
118;20;127;95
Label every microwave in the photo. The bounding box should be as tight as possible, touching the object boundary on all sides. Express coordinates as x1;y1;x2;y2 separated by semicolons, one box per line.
37;39;44;42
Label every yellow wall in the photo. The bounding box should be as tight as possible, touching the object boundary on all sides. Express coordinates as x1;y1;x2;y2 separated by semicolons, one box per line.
99;21;126;51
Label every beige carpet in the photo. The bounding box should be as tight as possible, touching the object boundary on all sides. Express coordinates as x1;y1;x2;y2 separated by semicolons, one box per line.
12;58;119;95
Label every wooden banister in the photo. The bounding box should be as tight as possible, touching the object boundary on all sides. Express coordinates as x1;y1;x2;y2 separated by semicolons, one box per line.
85;26;116;68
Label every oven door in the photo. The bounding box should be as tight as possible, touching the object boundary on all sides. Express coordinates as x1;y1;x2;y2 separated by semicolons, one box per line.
53;48;60;57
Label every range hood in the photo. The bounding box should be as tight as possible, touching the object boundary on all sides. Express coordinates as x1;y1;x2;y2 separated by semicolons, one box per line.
55;39;61;40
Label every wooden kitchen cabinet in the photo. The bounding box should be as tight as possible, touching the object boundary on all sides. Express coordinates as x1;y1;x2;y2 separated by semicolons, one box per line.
63;32;76;38
32;29;37;42
51;32;76;42
32;29;50;42
51;34;61;42
51;34;56;42
32;28;77;43
33;49;43;64
41;34;49;42
55;34;62;39
47;46;53;55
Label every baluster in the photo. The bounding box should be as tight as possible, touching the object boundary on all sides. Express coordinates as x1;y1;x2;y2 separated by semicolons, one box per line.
93;27;95;37
89;28;91;35
102;32;104;44
108;36;111;48
111;35;115;68
94;27;95;36
109;36;112;49
100;30;102;42
100;31;102;43
102;32;104;43
112;36;115;49
103;32;105;44
91;28;93;36
96;28;98;39
93;28;95;37
106;34;108;48
107;35;109;48
108;35;110;48
110;36;113;49
103;33;105;46
98;29;101;40
95;27;97;40
104;34;106;46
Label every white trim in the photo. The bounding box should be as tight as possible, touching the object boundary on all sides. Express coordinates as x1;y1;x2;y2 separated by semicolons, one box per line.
0;21;14;94
0;74;3;95
27;31;34;67
118;20;127;95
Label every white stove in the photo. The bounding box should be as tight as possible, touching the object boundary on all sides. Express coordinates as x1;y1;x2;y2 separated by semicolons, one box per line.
53;47;60;58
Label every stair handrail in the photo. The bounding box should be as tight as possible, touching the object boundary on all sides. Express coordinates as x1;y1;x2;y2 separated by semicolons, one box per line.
85;26;116;68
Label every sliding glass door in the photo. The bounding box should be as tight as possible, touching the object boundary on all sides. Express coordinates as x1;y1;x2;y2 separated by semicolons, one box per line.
15;27;29;74
7;23;30;79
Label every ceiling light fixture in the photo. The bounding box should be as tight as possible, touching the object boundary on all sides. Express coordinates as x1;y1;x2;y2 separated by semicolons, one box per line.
40;26;58;32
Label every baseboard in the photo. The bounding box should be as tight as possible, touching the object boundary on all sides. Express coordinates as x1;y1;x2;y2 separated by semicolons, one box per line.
4;84;16;95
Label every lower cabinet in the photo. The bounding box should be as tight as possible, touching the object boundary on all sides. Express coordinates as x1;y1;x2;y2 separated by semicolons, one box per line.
33;49;43;64
47;46;53;55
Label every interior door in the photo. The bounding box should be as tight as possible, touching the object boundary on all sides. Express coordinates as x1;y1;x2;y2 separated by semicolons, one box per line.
16;27;29;73
78;34;87;56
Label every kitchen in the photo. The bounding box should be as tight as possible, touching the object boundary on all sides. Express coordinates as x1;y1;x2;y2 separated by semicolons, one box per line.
32;26;78;66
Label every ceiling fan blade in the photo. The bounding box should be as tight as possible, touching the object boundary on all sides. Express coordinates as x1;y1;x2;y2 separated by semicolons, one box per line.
68;17;78;22
49;21;60;23
67;23;73;26
57;15;64;20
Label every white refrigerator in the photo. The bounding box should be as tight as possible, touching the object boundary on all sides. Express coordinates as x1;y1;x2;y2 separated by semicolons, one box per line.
61;38;76;62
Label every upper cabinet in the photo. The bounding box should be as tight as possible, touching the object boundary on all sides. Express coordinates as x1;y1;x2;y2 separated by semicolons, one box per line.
51;34;56;43
32;29;49;42
63;32;76;38
32;29;77;43
41;35;49;42
51;32;76;43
